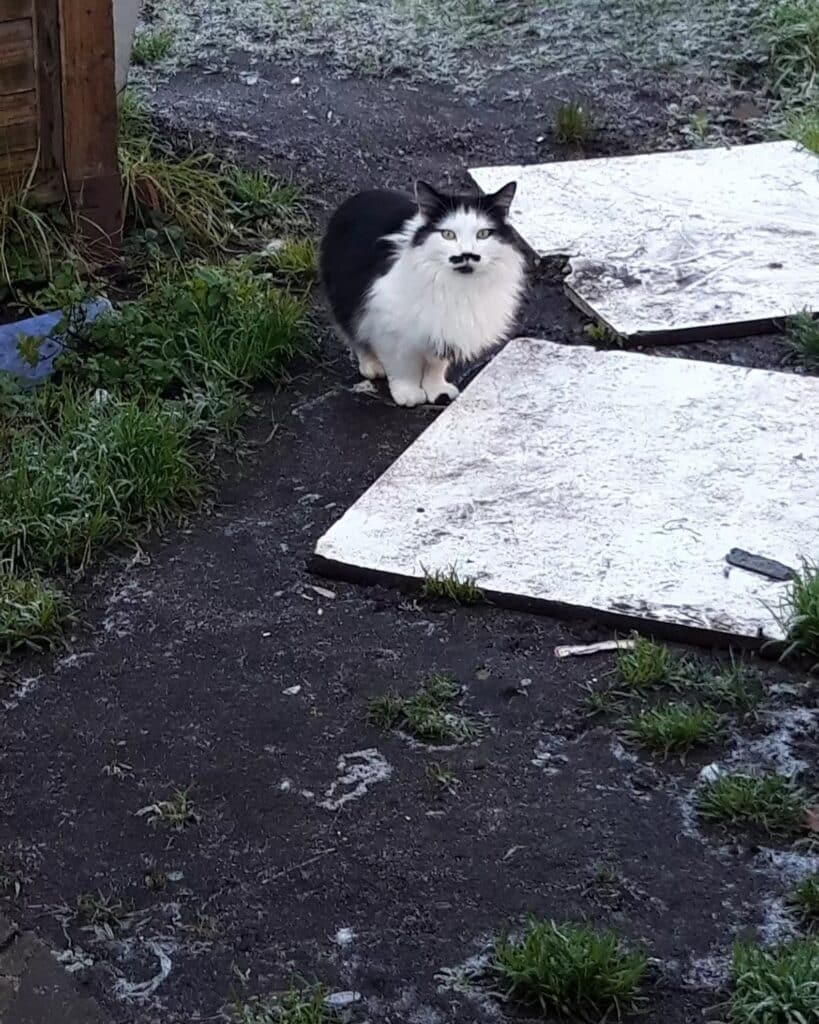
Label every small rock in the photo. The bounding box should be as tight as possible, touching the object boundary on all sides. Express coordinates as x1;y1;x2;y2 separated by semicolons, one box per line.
325;991;361;1009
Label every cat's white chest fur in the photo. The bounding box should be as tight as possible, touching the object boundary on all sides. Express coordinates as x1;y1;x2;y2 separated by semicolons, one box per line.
359;239;525;364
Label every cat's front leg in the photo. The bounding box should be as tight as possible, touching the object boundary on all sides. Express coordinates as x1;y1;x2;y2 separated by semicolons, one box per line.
376;345;428;407
422;356;459;403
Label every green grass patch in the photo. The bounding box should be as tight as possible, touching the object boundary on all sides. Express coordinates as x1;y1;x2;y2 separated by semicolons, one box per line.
0;170;80;296
554;101;591;144
789;874;819;929
132;27;175;66
491;918;647;1022
0;386;201;573
763;0;819;103
369;672;482;744
137;787;201;829
789;103;819;151
697;772;810;837
421;565;484;605
425;761;461;795
0;567;68;653
777;560;819;660
616;636;673;688
729;937;819;1023
625;702;722;758
673;657;765;712
231;985;336;1024
62;263;308;397
786;312;819;370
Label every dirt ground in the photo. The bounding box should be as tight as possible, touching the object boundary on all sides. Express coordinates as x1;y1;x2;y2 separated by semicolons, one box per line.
1;28;817;1024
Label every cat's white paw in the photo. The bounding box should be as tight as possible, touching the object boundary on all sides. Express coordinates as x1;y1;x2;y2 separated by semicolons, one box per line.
389;381;428;407
357;352;386;380
424;381;459;403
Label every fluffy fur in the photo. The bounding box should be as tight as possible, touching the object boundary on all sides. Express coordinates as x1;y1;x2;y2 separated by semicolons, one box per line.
319;181;526;406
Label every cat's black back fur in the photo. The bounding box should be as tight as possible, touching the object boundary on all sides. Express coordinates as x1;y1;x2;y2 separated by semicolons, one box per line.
320;189;416;336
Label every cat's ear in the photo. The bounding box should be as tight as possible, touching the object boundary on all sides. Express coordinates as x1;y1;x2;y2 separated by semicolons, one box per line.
487;181;517;215
415;180;443;219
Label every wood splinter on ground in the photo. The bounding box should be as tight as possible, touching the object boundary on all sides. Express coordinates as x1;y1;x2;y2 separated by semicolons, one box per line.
554;639;637;658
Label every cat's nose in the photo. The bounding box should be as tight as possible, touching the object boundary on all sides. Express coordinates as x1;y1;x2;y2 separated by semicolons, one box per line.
449;253;481;264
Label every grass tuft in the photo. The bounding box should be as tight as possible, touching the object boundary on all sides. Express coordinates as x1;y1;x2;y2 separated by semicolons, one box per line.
425;761;461;795
697;772;810;837
673;657;765;712
0;170;79;294
0;387;201;573
625;702;722;758
421;566;484;605
616;636;673;688
369;672;482;744
788;874;819;929
63;263;309;397
231;985;335;1024
0;567;68;653
786;311;819;370
491;918;646;1022
777;560;819;660
137;787;201;829
789;103;819;152
554;101;591;144
729;937;819;1024
132;27;175;66
763;0;819;103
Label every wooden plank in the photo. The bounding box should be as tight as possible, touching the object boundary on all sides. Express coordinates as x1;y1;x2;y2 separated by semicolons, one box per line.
0;20;34;95
58;0;121;246
0;89;36;153
33;0;64;189
0;0;33;20
0;144;36;183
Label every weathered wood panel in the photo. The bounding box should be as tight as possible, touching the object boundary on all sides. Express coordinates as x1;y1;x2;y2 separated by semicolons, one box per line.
0;19;34;94
0;89;37;151
58;0;121;242
0;1;34;21
33;0;63;197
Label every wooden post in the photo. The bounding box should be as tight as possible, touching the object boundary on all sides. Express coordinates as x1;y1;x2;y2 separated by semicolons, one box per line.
58;0;122;250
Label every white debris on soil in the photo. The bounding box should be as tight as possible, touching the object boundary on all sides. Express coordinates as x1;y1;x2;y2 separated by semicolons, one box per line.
555;639;636;658
319;749;392;810
54;946;95;973
2;675;41;711
530;733;569;773
102;579;155;638
680;952;731;991
335;926;356;946
758;896;800;946
114;941;174;1001
761;847;819;883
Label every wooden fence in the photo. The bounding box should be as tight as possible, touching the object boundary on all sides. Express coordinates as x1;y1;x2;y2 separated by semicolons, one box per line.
0;0;121;243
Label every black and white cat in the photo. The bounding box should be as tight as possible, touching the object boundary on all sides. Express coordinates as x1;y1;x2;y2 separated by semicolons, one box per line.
319;181;526;406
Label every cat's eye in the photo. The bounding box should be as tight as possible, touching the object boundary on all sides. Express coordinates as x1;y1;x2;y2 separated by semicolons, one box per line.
476;228;494;240
440;229;456;240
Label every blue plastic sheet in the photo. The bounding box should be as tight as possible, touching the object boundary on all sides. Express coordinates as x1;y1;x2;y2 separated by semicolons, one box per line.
0;299;111;385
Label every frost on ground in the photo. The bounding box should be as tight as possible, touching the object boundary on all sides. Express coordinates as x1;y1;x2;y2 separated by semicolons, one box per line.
145;0;772;90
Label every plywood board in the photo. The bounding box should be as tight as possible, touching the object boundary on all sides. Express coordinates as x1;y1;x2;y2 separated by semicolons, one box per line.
314;340;819;645
470;143;819;342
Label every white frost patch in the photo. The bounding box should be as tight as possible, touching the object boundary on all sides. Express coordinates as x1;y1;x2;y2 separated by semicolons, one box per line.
114;941;173;1001
531;733;569;773
2;675;41;711
54;946;95;973
318;749;392;810
761;847;819;882
681;953;730;991
758;896;800;947
103;580;155;638
739;707;818;777
335;927;356;946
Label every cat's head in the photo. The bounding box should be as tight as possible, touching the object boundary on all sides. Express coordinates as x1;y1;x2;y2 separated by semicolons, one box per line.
411;180;519;276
